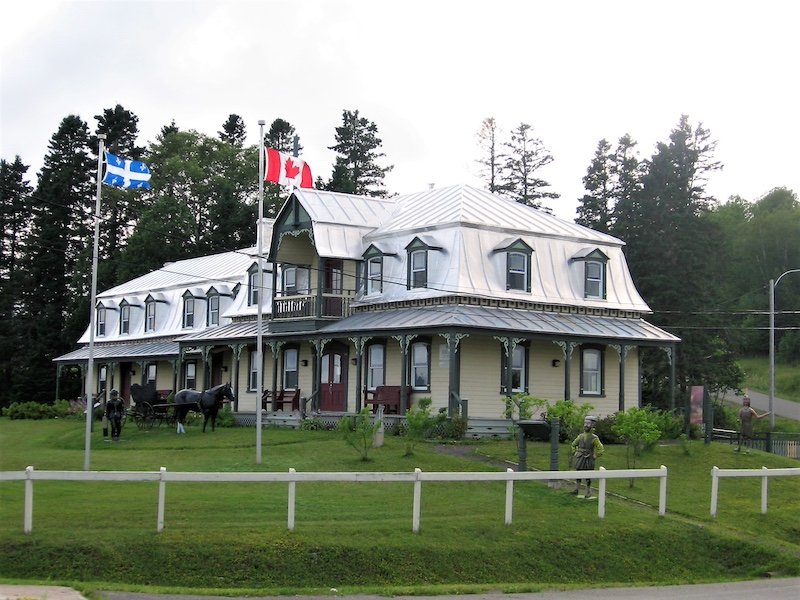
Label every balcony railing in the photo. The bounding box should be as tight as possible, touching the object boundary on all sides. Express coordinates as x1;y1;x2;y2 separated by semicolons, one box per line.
273;289;355;320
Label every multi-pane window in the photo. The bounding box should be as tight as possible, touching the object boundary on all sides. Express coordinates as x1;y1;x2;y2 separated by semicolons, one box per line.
283;348;298;389
145;301;156;332
120;305;130;334
248;347;259;391
98;365;107;395
367;257;383;294
410;341;430;390
207;294;219;326
146;363;157;386
409;250;427;289
581;348;603;396
248;270;259;306
585;260;605;299
184;361;197;390
367;344;385;390
183;297;195;328
501;344;528;393
96;306;106;336
507;252;528;291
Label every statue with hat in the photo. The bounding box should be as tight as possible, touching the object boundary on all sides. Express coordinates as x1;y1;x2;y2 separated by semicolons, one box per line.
105;389;125;442
571;415;604;497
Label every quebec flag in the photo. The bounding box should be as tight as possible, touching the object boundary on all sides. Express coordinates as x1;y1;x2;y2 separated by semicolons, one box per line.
102;152;152;189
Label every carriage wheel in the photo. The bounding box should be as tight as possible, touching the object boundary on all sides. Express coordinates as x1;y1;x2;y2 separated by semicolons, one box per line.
135;403;156;430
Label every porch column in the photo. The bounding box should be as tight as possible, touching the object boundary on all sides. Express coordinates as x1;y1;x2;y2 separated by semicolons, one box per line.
495;336;523;400
200;345;212;389
311;338;331;413
229;343;245;411
610;344;630;412
317;257;326;318
444;333;468;417
393;334;415;413
268;341;283;412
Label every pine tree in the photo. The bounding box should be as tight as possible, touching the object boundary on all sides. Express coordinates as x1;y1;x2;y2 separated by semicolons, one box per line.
476;117;502;193
499;122;558;209
575;139;612;232
264;118;302;215
328;109;393;197
17;115;94;403
219;114;247;147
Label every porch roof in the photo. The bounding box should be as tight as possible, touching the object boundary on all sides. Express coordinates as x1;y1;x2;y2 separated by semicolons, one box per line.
177;321;270;344
318;305;680;345
53;339;181;363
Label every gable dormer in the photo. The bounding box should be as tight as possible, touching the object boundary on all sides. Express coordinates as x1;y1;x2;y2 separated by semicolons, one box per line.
405;236;443;290
493;238;534;293
361;244;397;295
181;288;205;329
95;300;117;337
144;293;168;333
118;297;142;335
205;285;232;326
571;248;609;300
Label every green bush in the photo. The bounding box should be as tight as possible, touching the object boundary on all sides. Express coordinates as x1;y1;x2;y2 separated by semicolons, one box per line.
593;413;621;444
403;398;445;456
544;399;593;442
300;417;326;431
3;401;55;419
337;407;381;461
214;405;236;428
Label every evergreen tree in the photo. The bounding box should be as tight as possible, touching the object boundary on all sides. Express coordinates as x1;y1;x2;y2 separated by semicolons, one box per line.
609;134;643;237
263;118;302;215
499;122;558;209
17;115;94;404
328;109;393;197
219;114;246;147
476;117;502;193
0;157;32;407
575;139;612;232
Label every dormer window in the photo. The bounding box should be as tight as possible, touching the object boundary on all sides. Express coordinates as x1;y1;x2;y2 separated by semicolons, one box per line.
571;248;609;300
145;298;156;332
405;237;443;290
96;306;106;336
247;263;269;306
120;303;130;334
362;244;394;295
183;296;195;328
207;293;219;326
493;239;533;292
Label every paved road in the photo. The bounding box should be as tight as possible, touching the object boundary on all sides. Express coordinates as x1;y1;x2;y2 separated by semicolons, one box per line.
730;389;799;420
3;580;800;600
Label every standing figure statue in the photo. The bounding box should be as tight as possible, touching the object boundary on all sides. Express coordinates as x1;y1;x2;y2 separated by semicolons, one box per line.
736;395;770;454
105;389;125;442
571;415;604;498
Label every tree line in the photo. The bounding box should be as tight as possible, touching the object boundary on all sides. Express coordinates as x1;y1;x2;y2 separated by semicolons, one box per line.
1;108;798;409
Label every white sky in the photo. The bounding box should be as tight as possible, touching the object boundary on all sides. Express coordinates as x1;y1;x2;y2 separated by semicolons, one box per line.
1;0;798;221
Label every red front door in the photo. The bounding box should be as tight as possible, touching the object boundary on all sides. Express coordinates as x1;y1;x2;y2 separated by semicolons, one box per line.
319;351;346;411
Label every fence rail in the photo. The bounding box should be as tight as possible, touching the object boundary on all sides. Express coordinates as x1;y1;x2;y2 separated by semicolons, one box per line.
709;465;800;517
2;465;669;534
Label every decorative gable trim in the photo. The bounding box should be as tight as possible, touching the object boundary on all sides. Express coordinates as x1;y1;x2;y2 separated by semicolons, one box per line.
405;236;444;252
570;247;609;263
362;244;397;259
492;238;533;255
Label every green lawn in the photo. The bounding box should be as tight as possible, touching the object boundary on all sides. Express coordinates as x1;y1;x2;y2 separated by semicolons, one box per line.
1;419;799;597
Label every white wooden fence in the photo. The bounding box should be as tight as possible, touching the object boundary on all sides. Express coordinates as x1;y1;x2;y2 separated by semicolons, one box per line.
2;465;669;534
709;465;800;517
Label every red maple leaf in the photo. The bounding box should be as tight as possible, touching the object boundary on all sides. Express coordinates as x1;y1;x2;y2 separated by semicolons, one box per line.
284;158;300;180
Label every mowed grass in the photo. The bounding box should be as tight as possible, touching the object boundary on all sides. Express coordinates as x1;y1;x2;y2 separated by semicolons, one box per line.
1;418;799;596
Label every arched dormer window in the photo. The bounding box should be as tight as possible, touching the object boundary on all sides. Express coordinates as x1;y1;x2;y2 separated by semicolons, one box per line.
493;239;533;292
405;237;443;290
182;289;205;329
144;293;168;333
119;300;131;335
247;263;270;306
362;244;396;295
571;248;609;300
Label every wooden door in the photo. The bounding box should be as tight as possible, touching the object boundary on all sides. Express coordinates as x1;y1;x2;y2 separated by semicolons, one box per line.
319;350;346;411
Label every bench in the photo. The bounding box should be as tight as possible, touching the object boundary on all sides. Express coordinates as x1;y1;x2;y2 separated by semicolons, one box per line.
262;388;301;412
364;385;402;414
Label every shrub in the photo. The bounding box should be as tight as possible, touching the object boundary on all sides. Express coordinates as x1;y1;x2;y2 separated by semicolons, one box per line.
4;401;54;420
403;398;444;456
337;407;381;461
611;406;662;473
592;413;621;444
215;405;236;428
300;417;325;431
544;399;593;442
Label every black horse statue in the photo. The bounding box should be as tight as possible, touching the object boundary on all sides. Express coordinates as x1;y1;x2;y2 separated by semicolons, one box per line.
173;383;235;433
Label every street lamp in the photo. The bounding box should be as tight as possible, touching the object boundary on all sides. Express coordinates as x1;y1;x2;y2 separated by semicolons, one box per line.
769;268;800;430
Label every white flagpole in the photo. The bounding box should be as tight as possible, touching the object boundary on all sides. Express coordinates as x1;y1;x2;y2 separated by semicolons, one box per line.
256;121;265;464
84;134;106;471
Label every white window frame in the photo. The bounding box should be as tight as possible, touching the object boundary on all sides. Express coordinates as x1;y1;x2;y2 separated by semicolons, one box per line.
410;250;427;289
507;251;528;292
183;297;195;328
367;257;383;294
184;361;197;390
248;348;259;391
145;301;156;332
120;305;130;335
410;341;430;390
96;306;106;336
585;260;605;299
367;344;385;390
146;363;157;386
207;294;219;326
581;348;603;396
283;348;298;390
248;270;259;306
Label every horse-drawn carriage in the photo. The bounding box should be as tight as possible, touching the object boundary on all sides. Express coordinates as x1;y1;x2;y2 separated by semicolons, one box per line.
129;382;235;432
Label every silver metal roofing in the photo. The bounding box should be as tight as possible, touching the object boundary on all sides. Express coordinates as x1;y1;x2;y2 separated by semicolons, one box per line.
318;305;680;345
178;321;269;343
54;339;180;363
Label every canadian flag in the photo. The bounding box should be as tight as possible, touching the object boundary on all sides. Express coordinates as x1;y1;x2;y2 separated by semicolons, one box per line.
265;148;313;188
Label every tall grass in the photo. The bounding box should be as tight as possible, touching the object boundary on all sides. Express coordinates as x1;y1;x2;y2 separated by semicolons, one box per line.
1;419;798;596
738;356;800;402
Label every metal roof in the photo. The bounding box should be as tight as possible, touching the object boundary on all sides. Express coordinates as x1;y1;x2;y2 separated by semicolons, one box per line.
54;339;181;363
318;305;680;345
178;321;269;343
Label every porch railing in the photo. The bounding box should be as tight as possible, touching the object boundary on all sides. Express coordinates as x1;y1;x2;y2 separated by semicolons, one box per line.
273;289;354;320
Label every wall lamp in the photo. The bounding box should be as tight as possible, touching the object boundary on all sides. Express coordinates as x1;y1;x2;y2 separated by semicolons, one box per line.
221;366;228;373
551;359;560;368
350;358;358;366
300;359;309;367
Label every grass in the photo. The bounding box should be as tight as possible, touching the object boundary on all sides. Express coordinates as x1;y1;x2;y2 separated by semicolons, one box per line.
1;418;799;596
739;356;800;403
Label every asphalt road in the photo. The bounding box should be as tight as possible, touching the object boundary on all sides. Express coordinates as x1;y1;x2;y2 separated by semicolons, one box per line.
731;389;799;420
91;578;800;600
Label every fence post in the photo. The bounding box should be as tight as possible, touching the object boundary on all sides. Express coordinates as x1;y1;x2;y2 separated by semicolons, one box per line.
412;468;422;534
504;468;513;525
288;468;296;531
658;465;667;516
761;466;769;514
597;467;606;519
24;466;33;534
157;467;166;532
710;466;719;517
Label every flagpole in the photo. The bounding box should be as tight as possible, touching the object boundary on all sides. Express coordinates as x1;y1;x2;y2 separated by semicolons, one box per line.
256;120;265;464
84;134;105;471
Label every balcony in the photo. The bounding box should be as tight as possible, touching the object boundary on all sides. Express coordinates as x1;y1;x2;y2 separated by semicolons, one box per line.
273;289;355;321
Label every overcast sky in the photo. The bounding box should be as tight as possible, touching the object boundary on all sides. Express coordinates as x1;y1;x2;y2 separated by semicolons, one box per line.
2;0;798;221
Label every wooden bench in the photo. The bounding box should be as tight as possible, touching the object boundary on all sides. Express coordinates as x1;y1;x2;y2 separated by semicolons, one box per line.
262;388;301;412
364;385;402;414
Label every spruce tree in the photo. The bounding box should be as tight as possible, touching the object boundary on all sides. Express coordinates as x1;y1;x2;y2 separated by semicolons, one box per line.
328;109;393;197
219;114;247;147
476;117;502;193
575;139;612;232
499;122;558;209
